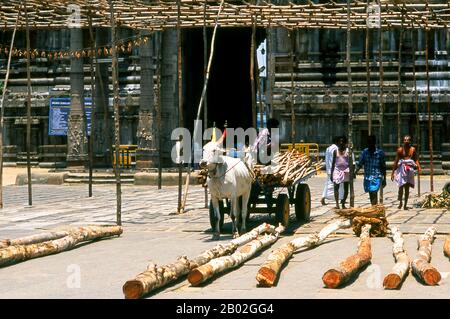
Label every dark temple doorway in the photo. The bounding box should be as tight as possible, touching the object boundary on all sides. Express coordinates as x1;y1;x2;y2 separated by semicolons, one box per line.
183;27;265;134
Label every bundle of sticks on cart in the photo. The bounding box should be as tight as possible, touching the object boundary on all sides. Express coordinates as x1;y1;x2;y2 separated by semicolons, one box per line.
254;149;322;187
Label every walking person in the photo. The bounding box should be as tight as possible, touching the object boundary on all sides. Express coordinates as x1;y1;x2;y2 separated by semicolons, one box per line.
354;135;386;206
391;135;421;210
330;136;350;209
321;136;344;205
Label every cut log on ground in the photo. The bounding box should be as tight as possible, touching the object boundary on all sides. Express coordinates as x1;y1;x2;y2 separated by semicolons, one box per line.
122;223;277;299
445;233;450;258
188;225;285;286
322;224;372;288
0;225;122;267
256;218;352;287
383;226;410;289
411;226;441;286
0;231;69;249
334;205;385;219
352;215;389;237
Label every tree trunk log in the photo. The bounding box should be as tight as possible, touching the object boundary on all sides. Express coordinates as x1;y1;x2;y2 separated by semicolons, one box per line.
445;233;450;258
123;222;277;299
188;225;285;286
0;226;122;267
256;219;351;287
383;226;410;289
322;224;372;288
334;205;385;218
0;231;69;249
411;226;441;286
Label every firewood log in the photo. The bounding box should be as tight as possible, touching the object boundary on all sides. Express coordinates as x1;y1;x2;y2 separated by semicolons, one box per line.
334;205;385;219
122;223;276;299
256;219;352;287
352;216;389;237
445;233;450;258
383;226;410;289
411;227;441;286
188;225;285;286
322;224;372;288
0;231;69;249
0;226;122;267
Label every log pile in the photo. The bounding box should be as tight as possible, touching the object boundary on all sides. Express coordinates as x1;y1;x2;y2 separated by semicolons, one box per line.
383;226;410;289
253;150;322;187
322;224;372;289
123;223;278;299
416;191;450;209
0;225;122;267
445;233;450;258
188;225;285;286
334;205;388;237
256;218;352;287
411;227;441;286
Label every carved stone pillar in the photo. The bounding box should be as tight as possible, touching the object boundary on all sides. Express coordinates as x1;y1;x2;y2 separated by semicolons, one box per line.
67;27;87;167
136;30;158;169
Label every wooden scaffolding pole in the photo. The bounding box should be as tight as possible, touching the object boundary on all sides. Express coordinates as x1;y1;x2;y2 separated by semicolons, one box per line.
157;33;163;190
109;0;121;225
87;12;96;198
177;0;185;214
397;12;404;147
24;0;33;206
289;31;295;144
378;0;384;204
366;0;372;135
179;0;226;213
412;29;421;196
251;16;257;129
0;9;20;208
346;0;354;207
425;22;434;192
203;0;208;207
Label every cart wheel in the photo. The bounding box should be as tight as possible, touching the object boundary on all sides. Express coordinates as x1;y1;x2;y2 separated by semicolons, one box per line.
276;194;290;227
295;184;311;222
209;200;225;232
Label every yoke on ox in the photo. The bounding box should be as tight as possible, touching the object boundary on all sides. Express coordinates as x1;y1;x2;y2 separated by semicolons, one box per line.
200;141;254;240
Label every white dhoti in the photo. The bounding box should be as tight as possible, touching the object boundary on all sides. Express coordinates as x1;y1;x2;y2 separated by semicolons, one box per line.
322;174;344;200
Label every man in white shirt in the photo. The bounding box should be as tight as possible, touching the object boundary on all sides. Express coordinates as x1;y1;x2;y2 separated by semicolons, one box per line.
321;136;343;205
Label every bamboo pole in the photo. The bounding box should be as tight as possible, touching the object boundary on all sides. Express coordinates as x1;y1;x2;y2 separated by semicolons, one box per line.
0;9;20;209
346;0;354;207
109;0;121;225
267;18;273;118
157;33;163;190
87;9;97;197
425;23;434;192
203;0;208;208
179;0;226;213
378;0;384;205
24;0;33;206
397;12;404;147
87;11;96;198
366;0;372;136
251;16;257;129
289;30;295;144
412;29;421;196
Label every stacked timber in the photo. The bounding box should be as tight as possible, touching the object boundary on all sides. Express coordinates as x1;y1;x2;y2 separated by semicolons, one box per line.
253;149;322;187
334;205;388;237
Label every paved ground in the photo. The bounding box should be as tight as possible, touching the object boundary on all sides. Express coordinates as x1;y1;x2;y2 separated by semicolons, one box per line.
0;171;448;299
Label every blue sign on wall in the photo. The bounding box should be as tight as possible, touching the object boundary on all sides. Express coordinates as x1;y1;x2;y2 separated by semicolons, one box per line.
49;97;92;136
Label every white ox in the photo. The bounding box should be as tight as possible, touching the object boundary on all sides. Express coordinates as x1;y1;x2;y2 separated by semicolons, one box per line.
199;141;254;240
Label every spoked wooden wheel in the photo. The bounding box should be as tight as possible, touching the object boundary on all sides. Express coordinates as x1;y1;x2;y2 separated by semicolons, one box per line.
295;184;311;222
276;194;290;227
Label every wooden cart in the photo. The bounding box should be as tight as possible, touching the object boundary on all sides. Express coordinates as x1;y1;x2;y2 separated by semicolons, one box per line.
209;170;316;231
